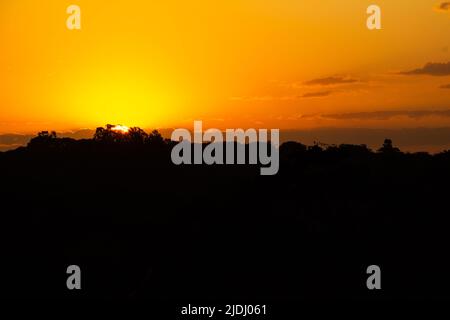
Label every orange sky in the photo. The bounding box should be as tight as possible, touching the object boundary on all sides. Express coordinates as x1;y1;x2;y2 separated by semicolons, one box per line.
1;0;450;134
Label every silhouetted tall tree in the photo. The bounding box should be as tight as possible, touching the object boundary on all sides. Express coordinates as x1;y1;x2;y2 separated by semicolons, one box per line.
146;130;164;146
27;131;57;149
127;127;148;145
93;124;124;144
378;138;400;153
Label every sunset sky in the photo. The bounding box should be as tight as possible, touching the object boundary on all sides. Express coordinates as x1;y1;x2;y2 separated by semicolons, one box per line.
1;0;450;135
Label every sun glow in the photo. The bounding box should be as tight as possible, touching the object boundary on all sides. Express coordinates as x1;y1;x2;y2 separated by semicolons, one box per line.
1;1;450;134
111;125;130;133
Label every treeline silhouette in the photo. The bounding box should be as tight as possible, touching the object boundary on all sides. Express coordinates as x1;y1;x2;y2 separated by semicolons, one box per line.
1;124;450;300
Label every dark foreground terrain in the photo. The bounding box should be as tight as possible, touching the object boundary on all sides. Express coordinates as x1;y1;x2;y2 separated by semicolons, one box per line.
1;127;450;300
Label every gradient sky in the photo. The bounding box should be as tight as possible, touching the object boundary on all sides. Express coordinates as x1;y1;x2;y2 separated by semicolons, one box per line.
1;0;450;134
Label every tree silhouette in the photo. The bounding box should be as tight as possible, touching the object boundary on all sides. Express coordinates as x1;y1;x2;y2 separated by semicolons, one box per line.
378;138;400;153
93;124;128;144
127;127;148;145
94;125;115;143
146;129;164;146
27;131;57;149
4;126;450;300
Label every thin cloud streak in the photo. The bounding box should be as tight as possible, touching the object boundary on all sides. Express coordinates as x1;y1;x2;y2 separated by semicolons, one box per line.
399;62;450;76
303;76;358;86
301;91;332;98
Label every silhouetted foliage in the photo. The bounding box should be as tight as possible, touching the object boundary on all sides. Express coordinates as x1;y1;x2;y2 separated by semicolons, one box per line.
146;129;165;146
2;132;450;300
378;138;401;153
27;131;57;149
94;125;113;143
127;127;148;145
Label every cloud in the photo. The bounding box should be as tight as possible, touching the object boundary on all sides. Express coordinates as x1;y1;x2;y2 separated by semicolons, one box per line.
229;95;297;101
304;76;358;86
399;62;450;76
301;91;332;98
440;84;450;89
320;110;450;120
438;2;450;11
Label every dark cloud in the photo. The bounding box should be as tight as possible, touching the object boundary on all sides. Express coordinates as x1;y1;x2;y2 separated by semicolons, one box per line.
321;110;450;120
301;91;332;98
440;84;450;89
400;62;450;76
439;2;450;11
303;76;358;86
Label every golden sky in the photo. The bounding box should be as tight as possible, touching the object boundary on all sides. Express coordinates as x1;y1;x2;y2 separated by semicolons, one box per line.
1;0;450;133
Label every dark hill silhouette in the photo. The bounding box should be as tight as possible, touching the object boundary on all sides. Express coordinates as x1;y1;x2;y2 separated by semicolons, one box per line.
1;125;450;300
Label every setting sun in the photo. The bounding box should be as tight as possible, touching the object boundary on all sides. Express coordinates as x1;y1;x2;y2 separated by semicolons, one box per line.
111;125;130;133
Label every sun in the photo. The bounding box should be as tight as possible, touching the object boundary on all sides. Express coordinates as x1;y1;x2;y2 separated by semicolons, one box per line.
111;125;130;133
